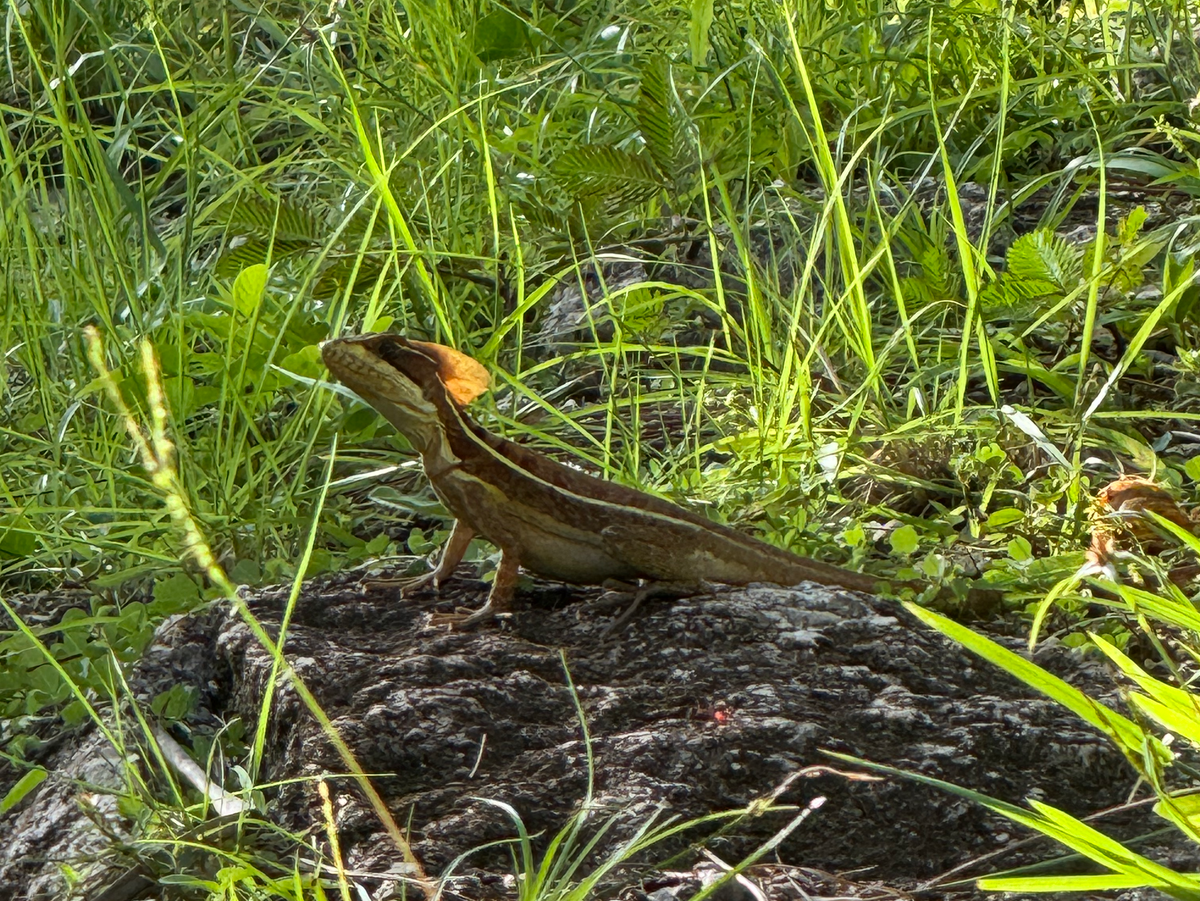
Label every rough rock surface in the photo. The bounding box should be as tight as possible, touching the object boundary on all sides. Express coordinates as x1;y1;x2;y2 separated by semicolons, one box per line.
0;574;1189;900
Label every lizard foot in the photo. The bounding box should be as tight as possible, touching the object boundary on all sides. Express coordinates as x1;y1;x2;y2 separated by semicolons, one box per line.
428;601;499;631
585;579;640;610
361;568;442;596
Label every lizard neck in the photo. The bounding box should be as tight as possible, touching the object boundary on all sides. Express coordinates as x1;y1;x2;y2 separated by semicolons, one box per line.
416;384;481;480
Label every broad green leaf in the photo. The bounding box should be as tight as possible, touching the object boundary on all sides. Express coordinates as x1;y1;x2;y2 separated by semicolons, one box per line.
153;573;201;609
0;768;47;814
1007;536;1032;562
986;508;1025;529
233;264;268;316
0;514;36;559
471;7;531;62
889;525;919;555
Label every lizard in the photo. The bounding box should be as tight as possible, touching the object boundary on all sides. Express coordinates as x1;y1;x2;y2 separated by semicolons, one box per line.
320;333;980;626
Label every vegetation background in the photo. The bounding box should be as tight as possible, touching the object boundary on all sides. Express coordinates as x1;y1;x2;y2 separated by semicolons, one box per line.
4;0;1200;895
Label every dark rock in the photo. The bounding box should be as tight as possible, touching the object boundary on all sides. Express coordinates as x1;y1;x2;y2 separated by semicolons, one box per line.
0;574;1188;900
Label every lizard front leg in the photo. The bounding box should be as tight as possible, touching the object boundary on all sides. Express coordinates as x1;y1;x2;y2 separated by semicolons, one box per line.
363;519;475;594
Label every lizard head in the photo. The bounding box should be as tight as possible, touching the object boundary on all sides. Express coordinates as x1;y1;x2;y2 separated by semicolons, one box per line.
320;334;490;444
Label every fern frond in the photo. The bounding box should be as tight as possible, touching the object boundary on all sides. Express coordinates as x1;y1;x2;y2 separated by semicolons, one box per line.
214;239;314;276
1006;230;1080;293
222;195;324;244
553;146;665;204
916;243;953;298
978;280;1009;311
312;254;391;300
637;58;684;179
1117;207;1148;247
898;275;935;308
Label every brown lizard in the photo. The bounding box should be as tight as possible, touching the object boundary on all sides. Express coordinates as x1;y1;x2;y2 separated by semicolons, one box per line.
321;333;971;625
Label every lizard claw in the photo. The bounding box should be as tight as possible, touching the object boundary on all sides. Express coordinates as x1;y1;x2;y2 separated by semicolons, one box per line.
428;601;499;630
588;580;639;610
361;568;442;596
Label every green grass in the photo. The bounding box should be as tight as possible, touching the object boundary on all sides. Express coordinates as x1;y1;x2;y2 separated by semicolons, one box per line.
4;0;1200;894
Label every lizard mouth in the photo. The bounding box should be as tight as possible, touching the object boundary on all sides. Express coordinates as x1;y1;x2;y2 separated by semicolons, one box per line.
322;333;491;408
320;336;432;419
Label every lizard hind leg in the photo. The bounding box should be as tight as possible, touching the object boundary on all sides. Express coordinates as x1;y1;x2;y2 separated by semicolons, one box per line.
591;579;707;638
